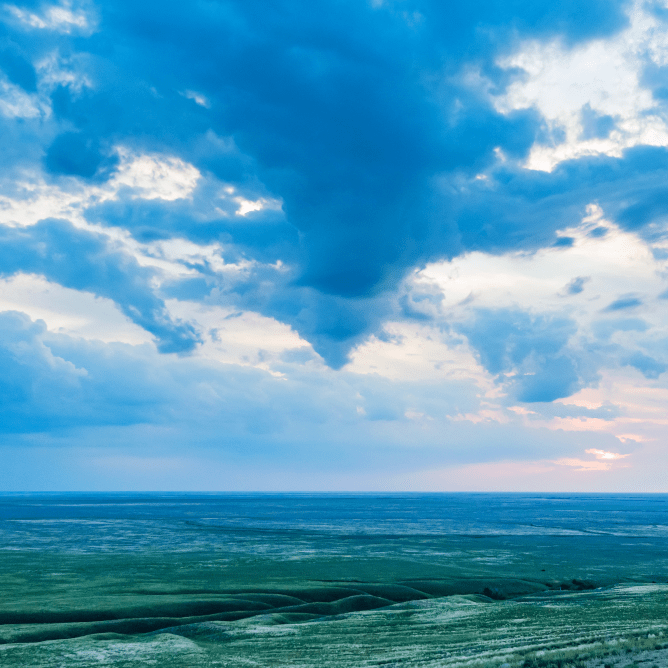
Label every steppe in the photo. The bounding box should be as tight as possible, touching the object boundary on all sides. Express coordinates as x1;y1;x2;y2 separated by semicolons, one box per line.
1;493;666;667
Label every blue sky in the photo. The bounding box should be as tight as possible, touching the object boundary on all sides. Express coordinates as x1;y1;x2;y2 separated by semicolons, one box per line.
2;0;668;491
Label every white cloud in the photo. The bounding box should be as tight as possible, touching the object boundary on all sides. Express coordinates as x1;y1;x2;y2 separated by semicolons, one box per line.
234;196;279;216
111;149;201;201
0;50;92;122
0;178;92;228
419;203;664;330
217;185;283;217
146;238;229;276
0;160;295;359
182;90;210;108
0;149;203;237
342;203;668;451
549;369;668;444
551;448;630;471
586;448;629;460
0;78;44;118
487;1;668;171
0;150;219;281
35;51;93;93
5;2;94;34
346;321;490;387
164;299;312;370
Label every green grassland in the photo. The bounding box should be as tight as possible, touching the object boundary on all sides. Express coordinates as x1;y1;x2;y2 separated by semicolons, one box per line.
1;532;667;666
1;584;667;667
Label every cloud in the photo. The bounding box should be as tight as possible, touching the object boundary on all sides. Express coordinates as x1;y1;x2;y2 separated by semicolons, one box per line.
109;149;201;200
0;308;615;478
6;0;668;492
0;219;200;353
604;295;643;311
622;351;667;378
1;1;668;385
0;0;638;367
528;401;620;420
552;457;613;471
561;276;591;295
580;103;617;141
592;317;648;340
4;2;94;34
552;447;630;471
456;308;584;402
488;1;668;171
410;200;668;411
0;311;88;432
44;131;116;179
586;448;629;460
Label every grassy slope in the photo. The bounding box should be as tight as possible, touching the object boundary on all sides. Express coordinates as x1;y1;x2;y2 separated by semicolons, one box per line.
1;585;667;667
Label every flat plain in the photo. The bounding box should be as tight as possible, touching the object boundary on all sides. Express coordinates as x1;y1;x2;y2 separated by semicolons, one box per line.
1;493;666;667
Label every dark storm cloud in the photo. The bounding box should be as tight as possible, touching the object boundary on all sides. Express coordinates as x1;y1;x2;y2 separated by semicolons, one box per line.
44;131;119;180
0;0;651;369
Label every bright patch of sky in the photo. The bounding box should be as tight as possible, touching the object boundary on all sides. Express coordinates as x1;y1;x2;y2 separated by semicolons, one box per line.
0;273;153;343
111;150;201;201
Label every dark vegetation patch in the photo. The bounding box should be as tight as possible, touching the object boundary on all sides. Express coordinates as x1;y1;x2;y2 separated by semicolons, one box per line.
401;577;551;599
0;577;608;646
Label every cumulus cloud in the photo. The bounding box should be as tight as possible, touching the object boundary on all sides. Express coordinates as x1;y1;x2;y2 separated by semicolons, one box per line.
0;311;87;432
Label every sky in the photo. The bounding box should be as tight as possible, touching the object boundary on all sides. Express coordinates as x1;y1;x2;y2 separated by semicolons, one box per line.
1;0;668;491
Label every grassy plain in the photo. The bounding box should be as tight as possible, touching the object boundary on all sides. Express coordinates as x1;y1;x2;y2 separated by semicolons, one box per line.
1;530;667;666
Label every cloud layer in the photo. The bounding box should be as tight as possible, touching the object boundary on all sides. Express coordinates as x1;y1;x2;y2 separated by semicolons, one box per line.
1;0;668;490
